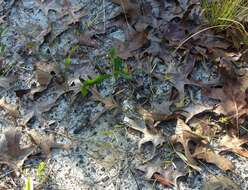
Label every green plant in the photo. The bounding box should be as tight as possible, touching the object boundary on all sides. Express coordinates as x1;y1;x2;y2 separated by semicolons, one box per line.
24;177;33;190
65;45;81;65
36;161;46;182
80;48;131;96
201;0;248;27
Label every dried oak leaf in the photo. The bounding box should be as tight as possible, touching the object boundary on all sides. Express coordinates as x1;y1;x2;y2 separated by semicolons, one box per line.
155;54;210;100
219;135;248;158
28;129;72;157
124;116;166;160
111;0;141;24
179;102;214;123
113;31;148;59
170;118;206;167
20;88;68;127
138;157;186;186
0;129;35;172
207;65;248;128
30;61;65;99
137;106;178;127
193;144;234;171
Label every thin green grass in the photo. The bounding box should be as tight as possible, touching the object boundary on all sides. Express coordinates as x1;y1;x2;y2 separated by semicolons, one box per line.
202;0;248;27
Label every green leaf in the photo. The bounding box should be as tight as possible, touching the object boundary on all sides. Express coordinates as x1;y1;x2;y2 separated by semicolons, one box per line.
113;57;123;72
80;74;112;96
108;47;117;60
65;57;71;65
36;161;46;182
80;85;89;96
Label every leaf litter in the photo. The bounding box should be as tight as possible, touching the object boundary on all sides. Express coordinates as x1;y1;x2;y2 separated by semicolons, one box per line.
1;0;248;189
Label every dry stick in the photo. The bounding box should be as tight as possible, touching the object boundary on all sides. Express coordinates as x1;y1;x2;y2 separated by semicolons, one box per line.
173;25;228;54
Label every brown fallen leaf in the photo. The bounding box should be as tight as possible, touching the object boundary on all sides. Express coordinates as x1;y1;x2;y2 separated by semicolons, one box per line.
193;144;234;171
153;174;174;187
202;175;240;190
138;157;186;186
137;106;178;127
206;65;248;131
219;135;248;158
30;61;65;99
28;129;71;158
170;118;206;167
0;129;35;173
124;116;166;160
78;31;98;48
179;102;214;123
113;31;148;59
154;54;211;100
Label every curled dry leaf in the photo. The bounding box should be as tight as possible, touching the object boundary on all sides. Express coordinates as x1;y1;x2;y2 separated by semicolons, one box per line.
193;144;234;171
219;135;248;158
0;129;35;173
28;129;72;158
124;116;166;160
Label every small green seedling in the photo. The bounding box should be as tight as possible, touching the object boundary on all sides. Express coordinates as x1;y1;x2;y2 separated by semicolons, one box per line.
24;177;33;190
80;74;112;96
108;47;132;80
80;48;131;96
36;161;46;182
65;45;81;65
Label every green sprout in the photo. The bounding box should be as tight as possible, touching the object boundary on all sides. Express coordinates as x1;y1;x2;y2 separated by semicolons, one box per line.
80;48;131;96
36;161;46;182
